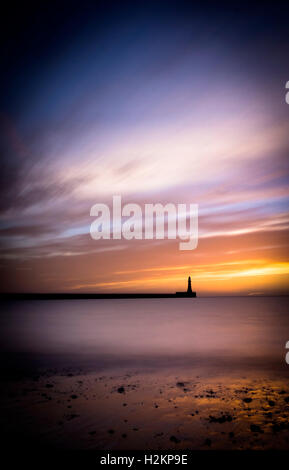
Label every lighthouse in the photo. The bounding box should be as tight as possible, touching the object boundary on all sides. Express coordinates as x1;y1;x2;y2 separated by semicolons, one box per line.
175;276;196;297
187;276;193;294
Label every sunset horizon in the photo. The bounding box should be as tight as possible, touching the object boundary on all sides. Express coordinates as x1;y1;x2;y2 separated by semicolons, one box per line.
1;2;289;297
1;0;289;460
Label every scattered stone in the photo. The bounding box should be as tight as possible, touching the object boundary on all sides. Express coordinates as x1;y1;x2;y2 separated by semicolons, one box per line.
250;424;263;433
243;398;252;403
268;400;275;407
117;387;125;394
176;382;185;388
272;421;289;433
108;429;114;434
71;394;78;399
65;414;79;421
170;435;180;444
209;414;233;423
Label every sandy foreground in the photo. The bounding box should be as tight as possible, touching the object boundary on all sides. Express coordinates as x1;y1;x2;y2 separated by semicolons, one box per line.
1;367;289;451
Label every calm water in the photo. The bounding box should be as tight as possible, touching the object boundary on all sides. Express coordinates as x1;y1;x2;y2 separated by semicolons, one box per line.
0;297;288;375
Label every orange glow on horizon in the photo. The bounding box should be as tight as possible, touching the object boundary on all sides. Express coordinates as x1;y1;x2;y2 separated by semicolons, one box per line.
71;258;289;296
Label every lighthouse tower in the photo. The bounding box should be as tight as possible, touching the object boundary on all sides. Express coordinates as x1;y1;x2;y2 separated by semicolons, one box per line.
175;276;196;297
187;276;193;294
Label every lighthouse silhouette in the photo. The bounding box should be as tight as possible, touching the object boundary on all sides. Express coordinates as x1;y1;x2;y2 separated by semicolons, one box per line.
187;276;193;294
175;276;196;297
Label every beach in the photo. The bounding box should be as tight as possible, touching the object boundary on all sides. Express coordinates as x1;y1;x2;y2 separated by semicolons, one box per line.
0;297;289;450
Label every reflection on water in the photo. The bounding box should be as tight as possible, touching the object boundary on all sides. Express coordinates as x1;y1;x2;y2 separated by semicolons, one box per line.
0;297;288;374
1;297;289;451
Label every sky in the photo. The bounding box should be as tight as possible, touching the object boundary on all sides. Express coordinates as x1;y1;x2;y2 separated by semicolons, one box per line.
1;0;289;295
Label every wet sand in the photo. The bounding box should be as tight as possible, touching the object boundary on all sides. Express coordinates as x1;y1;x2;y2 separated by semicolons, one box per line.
1;297;288;451
1;367;289;450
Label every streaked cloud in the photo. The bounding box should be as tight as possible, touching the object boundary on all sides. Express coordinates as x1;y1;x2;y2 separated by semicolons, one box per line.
1;2;289;294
